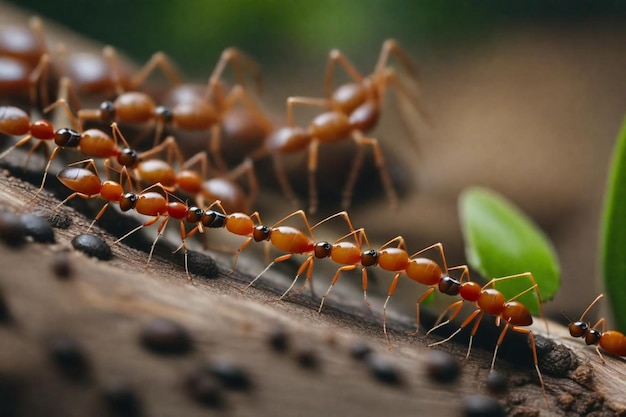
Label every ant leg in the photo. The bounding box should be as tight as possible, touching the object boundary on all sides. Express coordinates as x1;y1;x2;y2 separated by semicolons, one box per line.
373;39;419;84
207;47;263;98
243;253;293;291
324;49;365;98
407;287;436;336
503;326;546;397
44;98;80;131
318;265;358;313
426;300;465;337
226;158;259;207
350;130;398;210
286;96;332;127
407;242;449;274
130;51;183;89
272;154;299;207
0;135;33;160
341;143;365;210
308;139;320;214
137;135;185;167
278;256;314;300
383;272;403;346
428;309;482;347
28;53;51;109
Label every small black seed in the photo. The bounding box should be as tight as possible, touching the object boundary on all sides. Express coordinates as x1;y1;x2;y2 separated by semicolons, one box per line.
71;234;112;260
486;371;508;395
365;353;403;386
295;348;318;369
209;360;252;391
463;395;505;417
268;327;289;353
0;211;26;247
426;350;460;383
186;368;224;408
140;318;193;355
51;251;72;279
348;340;372;361
179;250;218;279
46;334;90;381
102;381;142;417
20;214;55;243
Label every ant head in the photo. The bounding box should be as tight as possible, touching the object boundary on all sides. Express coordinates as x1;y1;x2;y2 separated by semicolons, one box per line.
119;193;137;212
253;225;271;242
117;148;139;168
201;210;226;228
155;106;173;124
314;241;332;259
99;101;115;123
567;320;588;338
438;276;461;296
186;206;204;224
54;128;80;148
585;328;602;346
360;249;378;267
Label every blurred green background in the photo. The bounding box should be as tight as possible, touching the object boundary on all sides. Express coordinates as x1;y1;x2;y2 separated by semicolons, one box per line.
8;0;626;78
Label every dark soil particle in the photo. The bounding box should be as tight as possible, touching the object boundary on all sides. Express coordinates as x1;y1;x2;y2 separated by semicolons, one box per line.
267;327;289;353
20;213;55;243
45;334;90;381
426;350;461;383
51;251;72;279
534;335;578;376
295;348;319;369
45;212;72;229
208;360;252;391
485;370;508;395
463;395;505;417
0;211;26;247
185;368;224;408
180;250;218;279
102;381;142;417
348;340;372;361
140;317;193;355
71;234;112;260
0;288;11;322
365;353;403;386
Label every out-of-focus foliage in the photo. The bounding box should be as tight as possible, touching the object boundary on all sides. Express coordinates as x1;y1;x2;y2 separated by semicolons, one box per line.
601;117;626;333
12;0;626;76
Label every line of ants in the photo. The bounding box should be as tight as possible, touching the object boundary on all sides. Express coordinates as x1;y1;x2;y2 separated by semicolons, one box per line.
2;16;625;403
0;17;426;215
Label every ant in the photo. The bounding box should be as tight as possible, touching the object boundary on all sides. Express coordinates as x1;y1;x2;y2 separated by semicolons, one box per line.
76;47;268;171
0;98;147;198
261;39;424;213
55;158;193;278
564;294;626;361
128;132;258;215
426;272;548;395
0;16;52;108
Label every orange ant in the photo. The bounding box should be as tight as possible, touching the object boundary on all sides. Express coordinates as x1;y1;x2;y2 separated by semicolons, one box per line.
127;132;258;215
0;16;52;108
426;272;548;394
0;98;148;198
76;47;268;170
565;294;626;361
262;39;424;213
56;158;193;278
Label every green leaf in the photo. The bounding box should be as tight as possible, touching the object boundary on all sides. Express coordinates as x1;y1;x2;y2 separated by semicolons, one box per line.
459;187;560;315
601;117;626;333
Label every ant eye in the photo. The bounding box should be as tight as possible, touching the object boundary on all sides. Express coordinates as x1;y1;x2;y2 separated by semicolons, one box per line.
100;101;115;122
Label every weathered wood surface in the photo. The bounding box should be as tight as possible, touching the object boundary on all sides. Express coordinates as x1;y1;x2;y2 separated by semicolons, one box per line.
1;163;625;417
